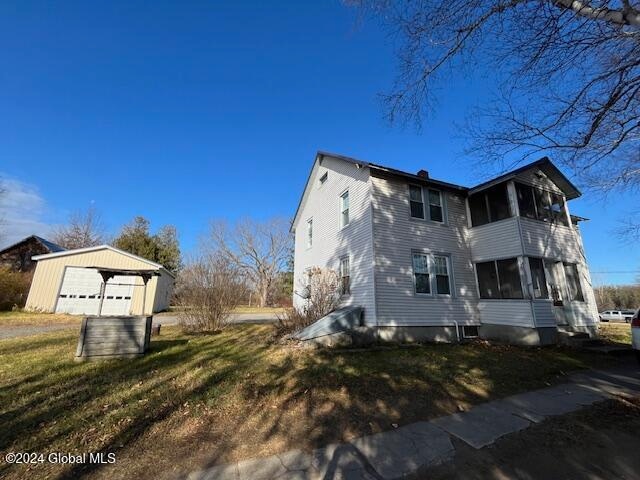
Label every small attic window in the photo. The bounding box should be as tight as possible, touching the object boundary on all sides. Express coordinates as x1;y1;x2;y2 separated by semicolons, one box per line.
319;172;328;186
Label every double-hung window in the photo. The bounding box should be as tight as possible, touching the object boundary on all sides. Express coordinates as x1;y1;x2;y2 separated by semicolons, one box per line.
340;256;350;296
475;258;524;299
412;253;452;295
409;185;444;223
340;190;350;228
306;218;313;248
409;185;425;219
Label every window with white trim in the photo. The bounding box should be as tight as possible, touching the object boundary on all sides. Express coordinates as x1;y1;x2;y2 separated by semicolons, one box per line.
340;256;350;296
306;218;313;248
340;190;350;228
409;185;424;219
412;252;452;295
409;185;444;223
475;258;523;299
563;263;584;301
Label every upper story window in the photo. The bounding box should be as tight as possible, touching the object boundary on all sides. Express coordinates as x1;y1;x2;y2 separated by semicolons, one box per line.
412;252;452;295
340;256;350;296
340;190;350;228
468;184;511;227
306;218;313;248
515;182;569;227
409;185;444;223
476;258;523;299
319;172;328;186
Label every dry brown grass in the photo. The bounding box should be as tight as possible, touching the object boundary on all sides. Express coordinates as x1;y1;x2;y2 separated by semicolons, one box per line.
598;322;632;344
0;325;625;480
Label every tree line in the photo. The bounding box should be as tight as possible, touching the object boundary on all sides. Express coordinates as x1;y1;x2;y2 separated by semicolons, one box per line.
594;284;640;311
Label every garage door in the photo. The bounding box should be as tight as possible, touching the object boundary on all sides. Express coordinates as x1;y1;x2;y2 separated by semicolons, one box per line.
55;267;134;316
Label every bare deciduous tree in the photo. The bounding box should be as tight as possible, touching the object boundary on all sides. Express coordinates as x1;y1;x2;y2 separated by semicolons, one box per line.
175;254;247;333
208;218;292;308
354;1;640;195
53;207;105;249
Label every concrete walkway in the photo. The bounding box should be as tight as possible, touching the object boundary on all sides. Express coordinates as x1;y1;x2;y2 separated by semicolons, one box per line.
185;364;640;480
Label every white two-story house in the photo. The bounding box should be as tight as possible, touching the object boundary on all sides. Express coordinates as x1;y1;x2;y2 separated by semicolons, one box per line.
292;151;599;346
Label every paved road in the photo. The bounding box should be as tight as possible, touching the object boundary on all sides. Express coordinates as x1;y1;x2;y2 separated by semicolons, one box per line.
0;313;279;340
0;324;79;340
153;312;278;326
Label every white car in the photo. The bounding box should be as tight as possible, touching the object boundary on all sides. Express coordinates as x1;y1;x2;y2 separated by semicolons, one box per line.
632;309;640;364
599;310;635;323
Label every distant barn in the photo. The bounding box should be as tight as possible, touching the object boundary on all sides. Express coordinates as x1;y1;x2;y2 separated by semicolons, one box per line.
0;235;65;273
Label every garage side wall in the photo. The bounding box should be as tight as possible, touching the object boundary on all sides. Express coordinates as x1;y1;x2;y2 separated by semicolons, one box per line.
25;249;162;314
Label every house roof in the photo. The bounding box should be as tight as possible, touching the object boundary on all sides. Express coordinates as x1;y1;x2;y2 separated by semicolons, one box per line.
0;235;65;256
467;157;581;200
291;151;582;229
31;244;176;278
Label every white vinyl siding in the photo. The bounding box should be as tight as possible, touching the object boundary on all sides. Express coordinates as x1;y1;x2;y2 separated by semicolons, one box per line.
372;174;478;326
293;155;376;322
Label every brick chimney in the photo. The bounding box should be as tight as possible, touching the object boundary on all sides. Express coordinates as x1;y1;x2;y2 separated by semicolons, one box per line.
417;169;429;179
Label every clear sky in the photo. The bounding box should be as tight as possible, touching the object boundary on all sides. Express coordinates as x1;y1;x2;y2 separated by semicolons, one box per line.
0;1;637;285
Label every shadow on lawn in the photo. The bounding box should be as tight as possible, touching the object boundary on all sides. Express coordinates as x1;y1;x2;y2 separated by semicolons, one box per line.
0;325;620;480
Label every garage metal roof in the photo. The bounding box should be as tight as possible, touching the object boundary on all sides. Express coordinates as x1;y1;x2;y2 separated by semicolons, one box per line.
32;245;176;278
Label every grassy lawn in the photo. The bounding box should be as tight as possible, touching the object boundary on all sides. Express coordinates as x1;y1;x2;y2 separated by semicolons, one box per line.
599;322;632;344
0;311;79;327
0;325;626;480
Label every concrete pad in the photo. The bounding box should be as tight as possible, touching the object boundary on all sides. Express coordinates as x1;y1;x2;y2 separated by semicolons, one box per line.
188;463;239;480
349;422;454;479
237;455;287;480
431;403;530;449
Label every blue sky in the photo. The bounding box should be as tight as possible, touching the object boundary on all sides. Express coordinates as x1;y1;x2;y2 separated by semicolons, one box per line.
0;1;637;284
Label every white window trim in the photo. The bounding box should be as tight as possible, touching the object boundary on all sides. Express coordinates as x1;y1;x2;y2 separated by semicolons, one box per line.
306;218;313;249
340;189;350;229
411;251;453;297
409;185;446;224
339;255;350;297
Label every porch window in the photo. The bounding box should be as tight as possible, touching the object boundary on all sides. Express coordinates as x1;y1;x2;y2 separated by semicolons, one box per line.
528;257;549;299
563;263;584;301
516;182;569;227
476;258;523;299
412;253;431;294
409;184;425;219
340;256;350;296
468;184;511;227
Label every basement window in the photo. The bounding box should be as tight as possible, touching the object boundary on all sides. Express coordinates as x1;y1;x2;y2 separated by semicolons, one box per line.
462;326;479;338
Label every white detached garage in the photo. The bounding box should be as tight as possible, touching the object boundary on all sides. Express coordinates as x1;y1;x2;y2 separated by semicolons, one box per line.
26;245;175;316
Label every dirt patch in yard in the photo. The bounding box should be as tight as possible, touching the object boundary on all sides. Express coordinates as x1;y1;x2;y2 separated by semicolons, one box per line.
423;397;640;480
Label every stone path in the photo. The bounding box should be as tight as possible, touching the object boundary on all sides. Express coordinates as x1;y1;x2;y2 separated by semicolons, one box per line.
185;364;639;480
